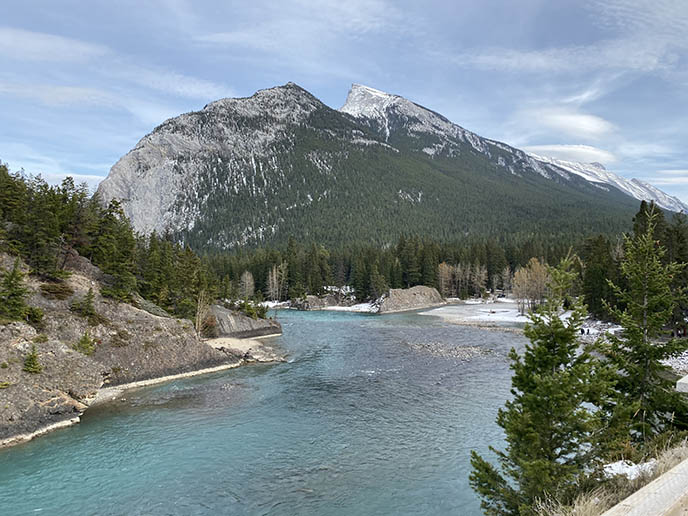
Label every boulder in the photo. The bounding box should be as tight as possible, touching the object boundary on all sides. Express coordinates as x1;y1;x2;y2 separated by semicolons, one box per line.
377;286;445;314
209;305;282;338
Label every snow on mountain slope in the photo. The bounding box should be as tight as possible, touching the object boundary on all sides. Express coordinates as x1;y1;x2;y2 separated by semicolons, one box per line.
341;84;486;152
342;84;686;214
530;154;688;213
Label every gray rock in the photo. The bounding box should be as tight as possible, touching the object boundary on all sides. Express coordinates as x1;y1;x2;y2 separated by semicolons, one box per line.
291;294;355;311
377;286;445;314
209;304;282;338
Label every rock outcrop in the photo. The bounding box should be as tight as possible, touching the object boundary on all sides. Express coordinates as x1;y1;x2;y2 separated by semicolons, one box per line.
0;322;104;441
209;304;282;339
377;286;445;314
291;294;356;311
0;254;283;447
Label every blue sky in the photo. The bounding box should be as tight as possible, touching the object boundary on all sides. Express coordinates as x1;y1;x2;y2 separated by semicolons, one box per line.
1;0;687;201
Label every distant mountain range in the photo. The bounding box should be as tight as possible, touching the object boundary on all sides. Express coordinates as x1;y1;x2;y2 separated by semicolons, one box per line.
97;83;685;250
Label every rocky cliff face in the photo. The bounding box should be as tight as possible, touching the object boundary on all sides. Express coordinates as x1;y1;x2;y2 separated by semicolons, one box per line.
377;286;445;314
0;254;281;445
0;322;103;441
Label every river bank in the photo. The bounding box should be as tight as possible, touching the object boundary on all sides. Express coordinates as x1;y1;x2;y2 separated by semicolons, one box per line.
0;309;526;515
0;334;285;449
0;253;286;449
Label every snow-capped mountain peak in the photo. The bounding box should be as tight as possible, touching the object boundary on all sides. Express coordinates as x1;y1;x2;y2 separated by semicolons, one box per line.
529;153;688;213
340;84;399;117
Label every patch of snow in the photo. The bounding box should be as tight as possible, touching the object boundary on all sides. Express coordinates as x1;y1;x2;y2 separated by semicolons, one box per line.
421;301;527;326
260;300;291;309
604;459;656;480
398;189;423;204
323;302;378;313
663;348;688;374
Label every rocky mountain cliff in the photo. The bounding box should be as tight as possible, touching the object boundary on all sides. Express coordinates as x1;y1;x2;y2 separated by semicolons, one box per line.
97;83;684;250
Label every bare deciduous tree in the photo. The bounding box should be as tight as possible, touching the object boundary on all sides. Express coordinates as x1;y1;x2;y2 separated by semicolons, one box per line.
438;262;453;298
513;258;549;314
239;270;255;299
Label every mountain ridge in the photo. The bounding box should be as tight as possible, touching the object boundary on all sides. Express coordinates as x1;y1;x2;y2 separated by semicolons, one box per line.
97;82;681;250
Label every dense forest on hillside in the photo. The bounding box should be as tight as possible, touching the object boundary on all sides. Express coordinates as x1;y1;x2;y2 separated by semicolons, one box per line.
2;163;688;333
99;83;646;251
0;163;214;320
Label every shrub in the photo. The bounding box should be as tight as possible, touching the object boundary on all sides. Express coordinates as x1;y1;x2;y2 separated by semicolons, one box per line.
23;344;42;373
70;288;105;325
0;362;7;368
33;333;48;343
26;306;44;327
0;381;10;389
72;331;95;355
200;314;218;338
110;329;130;347
39;282;74;300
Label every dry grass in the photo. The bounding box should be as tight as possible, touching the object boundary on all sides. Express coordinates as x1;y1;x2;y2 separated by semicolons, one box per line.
535;439;688;516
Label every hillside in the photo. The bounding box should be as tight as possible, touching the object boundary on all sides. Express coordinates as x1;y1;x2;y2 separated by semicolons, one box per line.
97;83;682;250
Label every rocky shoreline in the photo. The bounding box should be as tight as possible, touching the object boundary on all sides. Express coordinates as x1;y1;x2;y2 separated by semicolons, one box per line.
0;254;284;450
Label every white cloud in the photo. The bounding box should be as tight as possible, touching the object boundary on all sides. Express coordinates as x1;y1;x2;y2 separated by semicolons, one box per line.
0;81;116;107
2;143;107;192
616;142;677;159
40;172;106;191
522;144;617;164
657;169;688;175
446;38;669;74
526;108;615;139
108;63;233;100
642;176;688;185
446;1;688;76
194;0;404;79
0;27;108;62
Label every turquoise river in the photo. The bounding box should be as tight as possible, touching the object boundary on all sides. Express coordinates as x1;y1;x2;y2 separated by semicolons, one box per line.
0;309;527;515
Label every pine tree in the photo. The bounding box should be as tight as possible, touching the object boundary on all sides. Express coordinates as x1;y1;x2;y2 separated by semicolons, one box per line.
581;235;617;319
0;258;29;320
23;344;42;373
603;212;688;441
470;256;609;515
73;331;95;355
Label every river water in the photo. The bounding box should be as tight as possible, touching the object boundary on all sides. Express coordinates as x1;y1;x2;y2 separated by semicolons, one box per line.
0;310;527;515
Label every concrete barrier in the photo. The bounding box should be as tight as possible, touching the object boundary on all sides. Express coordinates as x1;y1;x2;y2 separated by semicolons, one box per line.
677;374;688;393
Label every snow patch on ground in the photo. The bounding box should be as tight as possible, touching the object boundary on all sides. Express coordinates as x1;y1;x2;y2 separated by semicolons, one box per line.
421;301;527;327
259;301;291;309
323;303;378;313
604;459;657;480
663;350;688;374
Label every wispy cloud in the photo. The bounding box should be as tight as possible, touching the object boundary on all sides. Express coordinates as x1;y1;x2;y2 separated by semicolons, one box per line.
522;144;617;164
107;63;233;100
0;27;108;62
657;169;688;175
0;81;116;107
195;0;405;79
642;177;688;185
525;108;616;139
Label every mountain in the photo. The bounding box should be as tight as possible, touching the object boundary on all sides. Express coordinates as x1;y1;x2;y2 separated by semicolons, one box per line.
97;82;681;250
527;154;688;213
